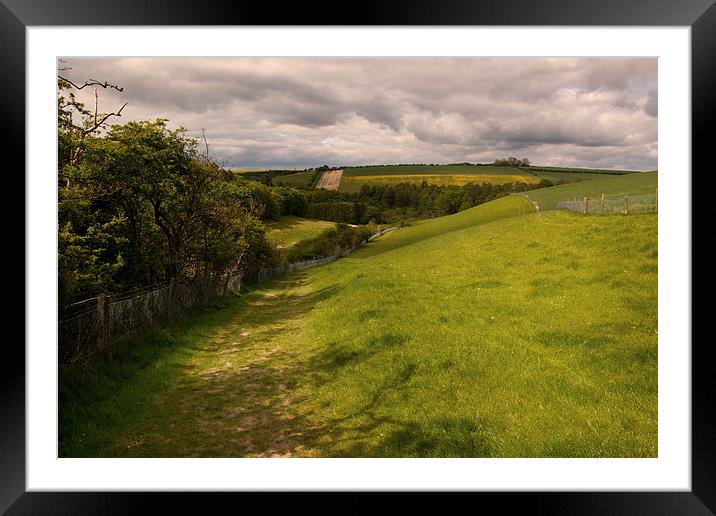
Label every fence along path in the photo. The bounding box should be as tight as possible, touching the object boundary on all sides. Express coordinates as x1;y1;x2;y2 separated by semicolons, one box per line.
58;274;236;366
556;189;657;215
58;237;373;367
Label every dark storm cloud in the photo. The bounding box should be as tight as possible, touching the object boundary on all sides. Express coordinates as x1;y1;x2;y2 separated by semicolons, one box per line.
60;57;657;170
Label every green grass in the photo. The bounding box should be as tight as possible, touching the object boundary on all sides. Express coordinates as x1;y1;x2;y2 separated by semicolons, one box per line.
530;169;636;183
529;165;637;175
357;195;534;257
272;171;315;187
527;171;658;210
60;196;657;458
264;216;336;247
58;292;265;457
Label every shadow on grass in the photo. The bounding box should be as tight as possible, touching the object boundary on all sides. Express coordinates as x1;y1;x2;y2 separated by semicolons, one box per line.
59;271;342;457
101;272;350;457
288;359;494;457
62;270;496;458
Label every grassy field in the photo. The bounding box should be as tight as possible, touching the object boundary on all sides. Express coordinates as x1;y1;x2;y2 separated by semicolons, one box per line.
529;169;636;183
60;196;657;458
339;164;538;192
530;165;638;173
527;171;658;210
272;171;315;188
264;216;336;247
359;195;533;257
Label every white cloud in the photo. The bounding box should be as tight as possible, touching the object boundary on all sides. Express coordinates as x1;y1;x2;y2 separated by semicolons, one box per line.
60;57;658;170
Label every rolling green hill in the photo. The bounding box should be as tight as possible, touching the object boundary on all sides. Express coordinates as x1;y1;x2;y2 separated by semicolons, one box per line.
61;188;657;458
527;171;658;210
290;209;658;457
66;204;657;458
356;194;534;258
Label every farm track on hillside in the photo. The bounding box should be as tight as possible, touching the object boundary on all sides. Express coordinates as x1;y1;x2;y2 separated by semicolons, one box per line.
315;169;343;190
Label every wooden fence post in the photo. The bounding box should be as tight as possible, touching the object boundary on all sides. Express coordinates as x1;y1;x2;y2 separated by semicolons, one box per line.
600;193;605;213
96;294;109;352
624;195;629;215
655;187;658;213
583;197;588;214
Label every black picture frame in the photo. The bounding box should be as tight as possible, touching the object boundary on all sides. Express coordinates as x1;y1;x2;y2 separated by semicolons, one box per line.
4;0;711;513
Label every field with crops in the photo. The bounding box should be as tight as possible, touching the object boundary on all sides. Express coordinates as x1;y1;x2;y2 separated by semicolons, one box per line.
344;164;535;176
340;173;540;192
61;194;657;458
527;171;658;210
339;164;539;192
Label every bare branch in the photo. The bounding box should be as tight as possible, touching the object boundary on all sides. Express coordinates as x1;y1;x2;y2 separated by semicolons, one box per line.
57;59;72;72
58;75;124;92
201;128;210;163
82;102;127;136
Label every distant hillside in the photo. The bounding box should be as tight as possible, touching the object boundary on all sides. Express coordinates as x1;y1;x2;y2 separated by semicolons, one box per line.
527;171;658;211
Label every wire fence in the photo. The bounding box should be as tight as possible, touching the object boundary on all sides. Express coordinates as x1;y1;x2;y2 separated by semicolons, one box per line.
58;273;241;367
58;237;374;367
556;190;657;215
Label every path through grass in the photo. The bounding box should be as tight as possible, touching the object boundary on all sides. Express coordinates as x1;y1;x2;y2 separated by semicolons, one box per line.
60;205;657;458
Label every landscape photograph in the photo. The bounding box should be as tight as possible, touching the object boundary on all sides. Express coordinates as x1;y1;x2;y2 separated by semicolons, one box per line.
57;57;658;458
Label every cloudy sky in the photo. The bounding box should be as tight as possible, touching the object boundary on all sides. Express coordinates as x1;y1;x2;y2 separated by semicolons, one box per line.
60;57;657;170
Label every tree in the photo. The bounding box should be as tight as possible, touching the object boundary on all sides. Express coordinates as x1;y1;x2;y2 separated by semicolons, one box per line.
57;60;127;174
58;116;272;304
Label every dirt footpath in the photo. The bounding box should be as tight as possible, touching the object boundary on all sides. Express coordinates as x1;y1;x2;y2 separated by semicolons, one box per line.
315;169;343;190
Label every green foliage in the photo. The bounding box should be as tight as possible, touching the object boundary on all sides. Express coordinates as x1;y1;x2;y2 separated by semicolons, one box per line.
302;180;543;224
493;156;530;167
282;224;372;263
58;118;272;305
273;186;309;216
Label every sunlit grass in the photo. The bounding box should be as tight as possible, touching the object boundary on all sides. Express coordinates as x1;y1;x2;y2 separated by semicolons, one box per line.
264;216;336;247
60;199;657;458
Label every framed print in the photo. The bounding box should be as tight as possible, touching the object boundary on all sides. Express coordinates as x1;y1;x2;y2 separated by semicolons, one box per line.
5;0;712;513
